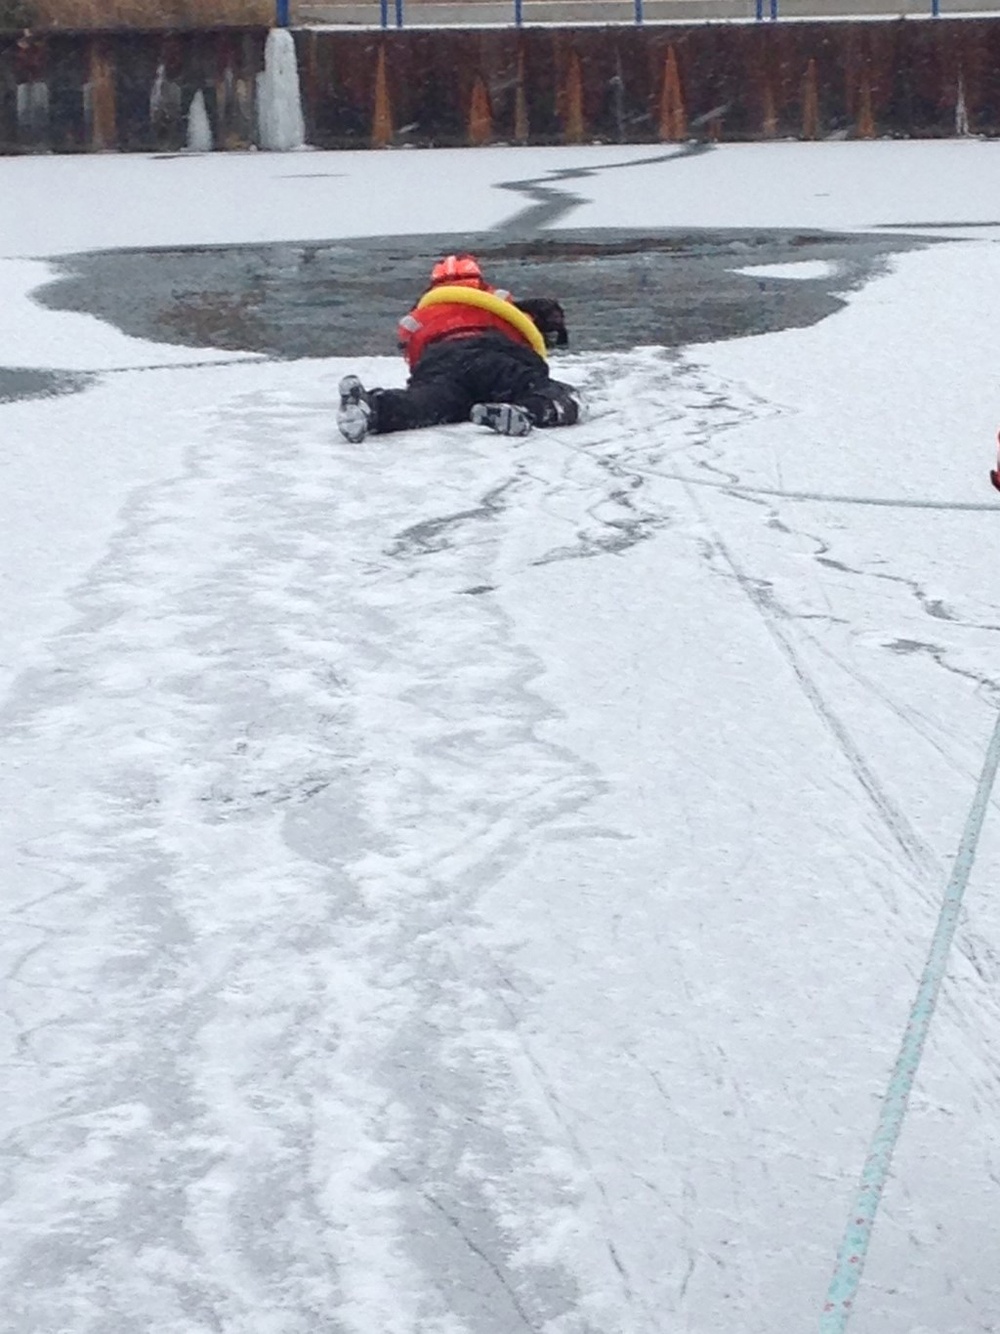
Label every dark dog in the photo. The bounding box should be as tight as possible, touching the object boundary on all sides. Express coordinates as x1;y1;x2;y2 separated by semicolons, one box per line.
515;297;569;349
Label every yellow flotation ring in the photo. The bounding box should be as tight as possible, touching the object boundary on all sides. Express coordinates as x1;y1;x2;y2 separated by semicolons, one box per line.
416;284;548;361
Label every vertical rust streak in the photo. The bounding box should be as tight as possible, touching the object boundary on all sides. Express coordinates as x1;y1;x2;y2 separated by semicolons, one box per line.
468;74;492;146
88;37;117;149
762;81;777;137
563;49;584;144
659;46;686;143
372;43;392;148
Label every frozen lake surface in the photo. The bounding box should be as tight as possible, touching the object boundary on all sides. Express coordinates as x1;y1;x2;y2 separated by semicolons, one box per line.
2;140;1000;1334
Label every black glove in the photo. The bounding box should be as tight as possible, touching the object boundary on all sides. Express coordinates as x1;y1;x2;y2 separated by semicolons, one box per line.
516;297;569;349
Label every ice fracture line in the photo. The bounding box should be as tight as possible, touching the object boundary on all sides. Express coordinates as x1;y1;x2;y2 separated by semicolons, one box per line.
820;707;1000;1332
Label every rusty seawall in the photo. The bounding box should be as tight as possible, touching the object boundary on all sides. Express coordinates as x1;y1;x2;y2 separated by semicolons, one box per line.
0;19;995;152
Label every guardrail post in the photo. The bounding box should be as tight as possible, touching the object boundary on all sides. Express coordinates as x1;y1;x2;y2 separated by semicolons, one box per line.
634;0;644;22
275;0;290;23
514;0;523;24
395;0;404;25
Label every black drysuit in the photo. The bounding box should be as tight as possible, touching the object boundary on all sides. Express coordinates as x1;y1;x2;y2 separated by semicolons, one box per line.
368;333;579;435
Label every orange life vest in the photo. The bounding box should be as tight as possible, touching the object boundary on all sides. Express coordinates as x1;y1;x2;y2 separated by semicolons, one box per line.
397;284;535;370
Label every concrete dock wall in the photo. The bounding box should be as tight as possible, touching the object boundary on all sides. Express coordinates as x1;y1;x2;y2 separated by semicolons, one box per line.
0;17;996;151
0;27;267;149
298;20;996;146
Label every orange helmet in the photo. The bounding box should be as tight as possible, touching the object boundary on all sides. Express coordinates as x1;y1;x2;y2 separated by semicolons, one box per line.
429;253;484;288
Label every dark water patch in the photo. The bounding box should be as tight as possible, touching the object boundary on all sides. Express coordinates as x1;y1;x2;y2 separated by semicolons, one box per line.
0;367;95;405
34;227;931;362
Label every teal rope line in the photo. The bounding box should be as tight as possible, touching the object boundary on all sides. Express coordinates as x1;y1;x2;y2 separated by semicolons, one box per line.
821;708;1000;1332
558;436;1000;512
632;462;1000;513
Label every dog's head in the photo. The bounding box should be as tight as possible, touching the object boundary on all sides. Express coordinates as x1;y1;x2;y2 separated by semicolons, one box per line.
516;297;569;349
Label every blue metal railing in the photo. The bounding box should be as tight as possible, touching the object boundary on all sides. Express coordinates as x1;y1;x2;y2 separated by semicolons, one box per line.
290;0;950;27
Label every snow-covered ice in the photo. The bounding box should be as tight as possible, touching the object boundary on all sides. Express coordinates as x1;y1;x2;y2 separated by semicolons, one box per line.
732;259;841;280
2;141;1000;1334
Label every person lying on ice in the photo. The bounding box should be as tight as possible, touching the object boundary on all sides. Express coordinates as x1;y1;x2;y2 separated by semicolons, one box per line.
336;253;581;442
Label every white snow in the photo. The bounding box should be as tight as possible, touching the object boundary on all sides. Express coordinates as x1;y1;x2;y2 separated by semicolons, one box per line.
2;141;1000;1334
554;138;1000;235
732;259;840;280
